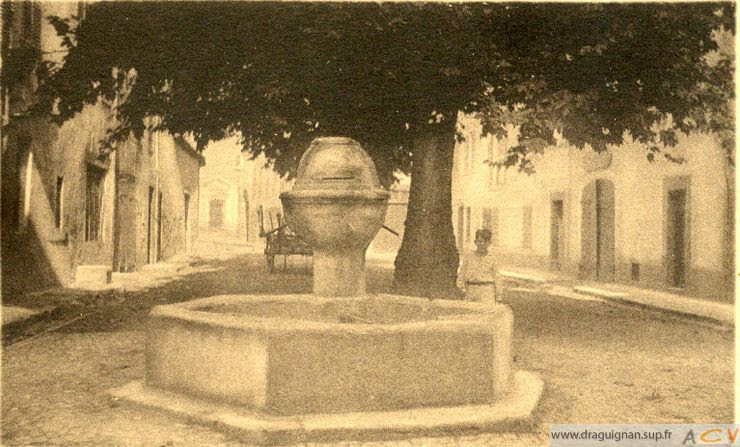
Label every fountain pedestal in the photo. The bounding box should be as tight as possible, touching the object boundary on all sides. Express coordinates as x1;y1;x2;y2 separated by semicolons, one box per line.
312;249;367;296
109;137;543;445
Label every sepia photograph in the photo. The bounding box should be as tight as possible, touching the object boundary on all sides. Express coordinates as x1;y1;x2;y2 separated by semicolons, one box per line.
0;1;735;446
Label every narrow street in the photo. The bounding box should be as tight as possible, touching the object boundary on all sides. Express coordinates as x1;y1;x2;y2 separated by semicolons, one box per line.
2;240;733;446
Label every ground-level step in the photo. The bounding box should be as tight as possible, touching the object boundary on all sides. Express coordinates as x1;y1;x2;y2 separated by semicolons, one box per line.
74;265;112;286
110;370;544;446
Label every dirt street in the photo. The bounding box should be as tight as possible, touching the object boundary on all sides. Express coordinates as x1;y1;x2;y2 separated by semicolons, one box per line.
2;241;733;446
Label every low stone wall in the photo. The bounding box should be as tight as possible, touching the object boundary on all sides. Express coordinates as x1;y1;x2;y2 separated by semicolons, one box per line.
146;294;514;416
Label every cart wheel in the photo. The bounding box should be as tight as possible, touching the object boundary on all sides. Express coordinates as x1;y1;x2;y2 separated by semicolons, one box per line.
266;253;275;272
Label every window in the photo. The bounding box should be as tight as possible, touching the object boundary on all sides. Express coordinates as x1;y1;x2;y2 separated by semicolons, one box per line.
21;1;41;49
2;3;12;51
54;176;63;229
465;207;471;242
467;133;475;172
19;148;33;232
462;140;470;175
20;152;32;227
183;193;190;229
487;138;495;188
496;165;507;186
491;208;499;247
522;206;533;249
4;2;40;51
85;165;105;241
482;207;492;230
209;199;225;229
76;1;86;21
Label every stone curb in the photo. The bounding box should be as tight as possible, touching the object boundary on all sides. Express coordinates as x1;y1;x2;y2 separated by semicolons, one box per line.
572;286;628;299
572;286;733;328
498;271;548;284
2;306;46;328
109;370;544;446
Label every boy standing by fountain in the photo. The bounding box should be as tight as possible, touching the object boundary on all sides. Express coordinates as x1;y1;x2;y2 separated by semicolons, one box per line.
458;229;498;303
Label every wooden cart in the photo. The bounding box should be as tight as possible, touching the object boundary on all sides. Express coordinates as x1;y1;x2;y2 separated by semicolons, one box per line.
258;206;312;272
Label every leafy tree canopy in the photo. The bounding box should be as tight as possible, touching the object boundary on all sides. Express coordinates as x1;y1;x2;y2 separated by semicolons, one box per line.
38;2;734;183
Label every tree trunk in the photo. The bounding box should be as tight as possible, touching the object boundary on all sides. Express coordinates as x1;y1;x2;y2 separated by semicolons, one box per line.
393;121;460;298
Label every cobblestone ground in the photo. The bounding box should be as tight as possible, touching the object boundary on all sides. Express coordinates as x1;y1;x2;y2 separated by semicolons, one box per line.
2;240;734;446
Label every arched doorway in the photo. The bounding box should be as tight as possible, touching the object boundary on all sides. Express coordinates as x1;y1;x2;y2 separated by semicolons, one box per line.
581;179;615;281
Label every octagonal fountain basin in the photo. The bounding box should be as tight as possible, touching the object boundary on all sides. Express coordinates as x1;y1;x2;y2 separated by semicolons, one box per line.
144;294;513;416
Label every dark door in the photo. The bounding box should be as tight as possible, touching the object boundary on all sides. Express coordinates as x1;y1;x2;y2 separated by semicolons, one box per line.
667;189;687;287
595;179;615;281
551;200;564;270
580;182;597;278
581;179;615;281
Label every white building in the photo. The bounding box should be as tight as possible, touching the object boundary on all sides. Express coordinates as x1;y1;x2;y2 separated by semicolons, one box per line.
451;114;733;303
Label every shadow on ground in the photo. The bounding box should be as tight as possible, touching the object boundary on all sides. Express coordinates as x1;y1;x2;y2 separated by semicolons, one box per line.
3;253;397;343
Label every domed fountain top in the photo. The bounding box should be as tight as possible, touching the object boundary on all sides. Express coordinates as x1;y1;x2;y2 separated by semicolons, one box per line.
293;137;382;191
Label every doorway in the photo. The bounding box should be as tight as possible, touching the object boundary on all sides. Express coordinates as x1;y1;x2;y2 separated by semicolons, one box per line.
666;188;688;287
457;205;464;250
210;199;225;230
581;179;615;281
551;199;564;270
242;190;250;241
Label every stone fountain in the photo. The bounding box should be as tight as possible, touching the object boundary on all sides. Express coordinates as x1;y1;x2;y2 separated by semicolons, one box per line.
280;137;390;297
111;137;543;445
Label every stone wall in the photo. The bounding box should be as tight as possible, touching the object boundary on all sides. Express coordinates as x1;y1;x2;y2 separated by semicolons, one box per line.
1;2;203;294
1;105;115;295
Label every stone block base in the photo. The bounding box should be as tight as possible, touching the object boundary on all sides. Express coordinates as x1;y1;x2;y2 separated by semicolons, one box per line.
74;265;112;285
109;370;543;445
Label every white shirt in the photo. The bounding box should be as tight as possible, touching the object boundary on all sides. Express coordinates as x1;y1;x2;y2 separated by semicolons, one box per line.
457;250;497;289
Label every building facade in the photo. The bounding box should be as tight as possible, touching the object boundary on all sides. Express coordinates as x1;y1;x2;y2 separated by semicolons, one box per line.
1;2;204;296
198;136;291;243
452;114;733;302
